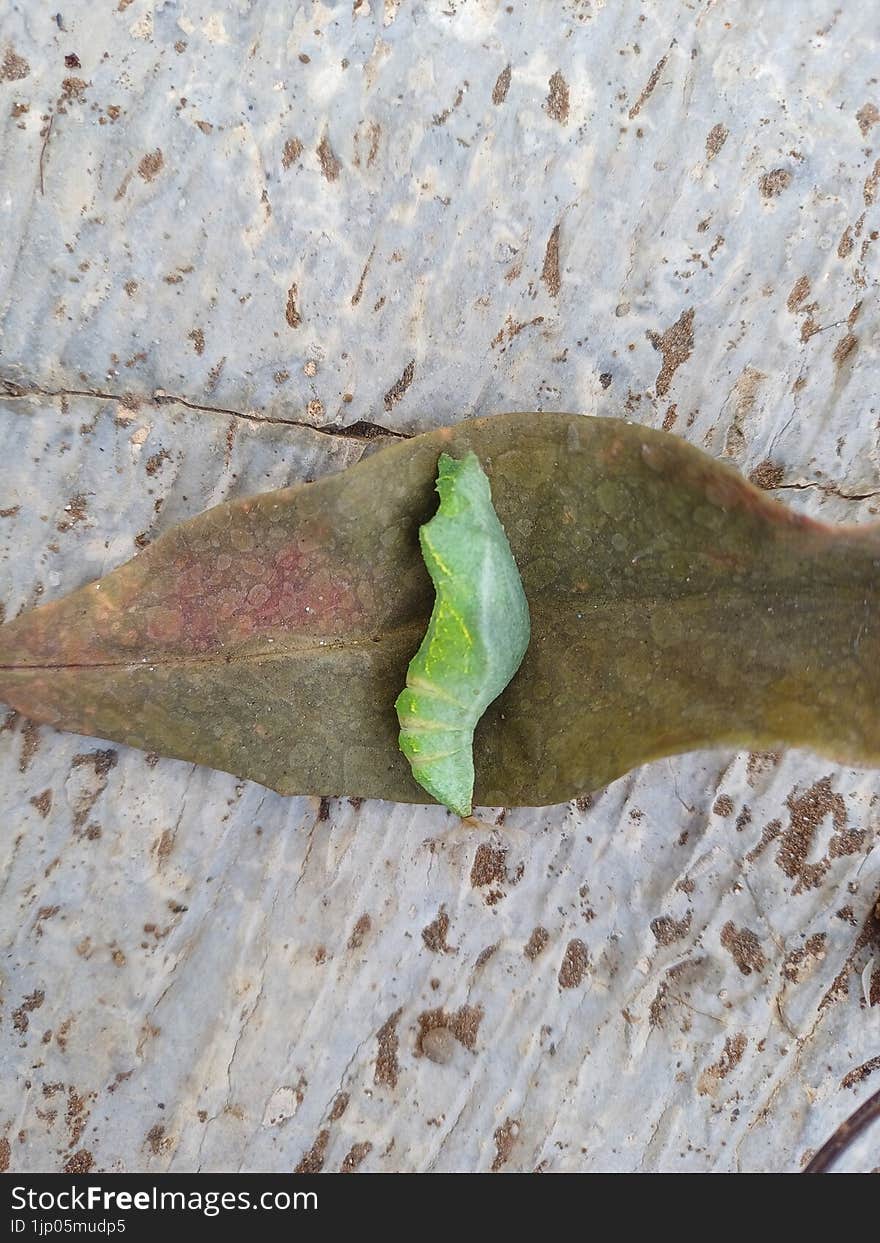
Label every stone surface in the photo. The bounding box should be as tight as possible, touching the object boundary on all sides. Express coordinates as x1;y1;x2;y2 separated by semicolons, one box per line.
1;0;878;1173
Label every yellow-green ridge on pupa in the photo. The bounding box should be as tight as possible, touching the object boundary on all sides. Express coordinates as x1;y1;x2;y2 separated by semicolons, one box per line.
395;451;531;815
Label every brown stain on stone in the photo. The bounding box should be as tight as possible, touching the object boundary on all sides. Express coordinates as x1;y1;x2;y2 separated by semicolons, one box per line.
821;889;880;1009
30;789;52;817
777;776;845;893
541;222;561;297
347;913;371;949
492;64;511;105
137;150;164;182
705;123;729;160
856;102;880;136
724;366;766;456
62;1149;94;1173
713;794;734;817
648;307;695;398
832;333;858;367
558;938;589;988
491;1117;520;1171
470;843;507;887
340;1140;372;1172
838;226;855;258
422;906;453;954
0;1136;9;1171
1;47;30;81
720;922;766;975
748;460;784;490
758;168;792;198
545;70;569;124
317;134;341;181
295;1129;329;1173
650;913;691;946
351;245;376;307
282;136;303;169
781;932;827;983
188;328;205;356
786;275;810;312
383;359;415;411
19;720;41;773
374;1007;403;1087
329;1092;349;1121
841;1055;880;1089
285;284;302;329
12;988;45;1034
524;926;549;960
697;1033;747;1096
416;1004;484;1055
628;54;668;120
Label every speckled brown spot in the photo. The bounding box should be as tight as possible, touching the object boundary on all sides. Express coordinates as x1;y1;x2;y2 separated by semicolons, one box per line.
541;222;561;297
781;933;827;983
188;328;205;356
856;102;879;136
628;54;667;120
748;460;784;490
145;448;171;476
383;359;415;411
422;906;453;954
524;925;549;960
67;1091;93;1148
491;1117;520;1171
786;275;811;312
329;1092;349;1122
470;843;506;888
137;149;164;182
778;776;845;892
416;1004;483;1056
30;789;52;818
317;134;341;181
19;720;41;773
374;1007;402;1088
648;307;694;398
295;1129;329;1173
2;47;30;81
832;333;858;367
705;123;728;160
545;70;569;124
12;988;44;1034
841;1055;880;1089
286;284;302;329
759;168;792;198
144;1123;171;1155
62;1149;93;1173
558;938;589;988
282;136;303;168
340;1141;372;1172
347;913;371;949
713;794;734;817
0;1136;9;1172
650;913;691;946
698;1033;747;1096
720;922;766;975
492;64;511;105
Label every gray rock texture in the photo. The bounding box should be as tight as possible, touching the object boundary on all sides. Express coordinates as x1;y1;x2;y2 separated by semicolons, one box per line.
1;0;878;1172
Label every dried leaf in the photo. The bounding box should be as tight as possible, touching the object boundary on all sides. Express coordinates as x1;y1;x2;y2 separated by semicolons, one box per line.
1;414;878;806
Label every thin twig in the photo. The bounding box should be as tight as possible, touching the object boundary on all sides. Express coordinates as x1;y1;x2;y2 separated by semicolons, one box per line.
803;1086;880;1173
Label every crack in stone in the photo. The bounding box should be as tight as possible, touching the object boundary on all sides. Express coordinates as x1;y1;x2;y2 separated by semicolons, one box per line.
0;376;410;442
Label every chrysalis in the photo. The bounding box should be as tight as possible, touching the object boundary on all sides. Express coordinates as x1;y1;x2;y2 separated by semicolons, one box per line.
395;451;531;815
